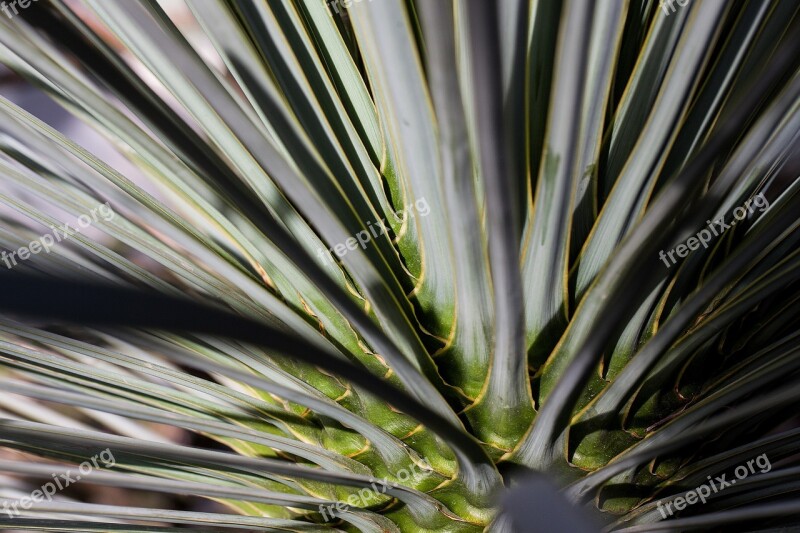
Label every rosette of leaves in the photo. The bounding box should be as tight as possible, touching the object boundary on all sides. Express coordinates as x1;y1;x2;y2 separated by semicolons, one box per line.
0;1;798;531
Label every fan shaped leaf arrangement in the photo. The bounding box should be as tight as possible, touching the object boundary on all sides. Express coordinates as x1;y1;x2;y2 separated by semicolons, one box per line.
0;1;798;531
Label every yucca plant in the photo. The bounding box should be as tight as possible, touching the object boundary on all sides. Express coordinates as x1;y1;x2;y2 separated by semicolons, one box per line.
0;0;798;531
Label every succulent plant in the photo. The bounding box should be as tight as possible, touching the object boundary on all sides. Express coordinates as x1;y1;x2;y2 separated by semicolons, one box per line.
0;1;798;531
